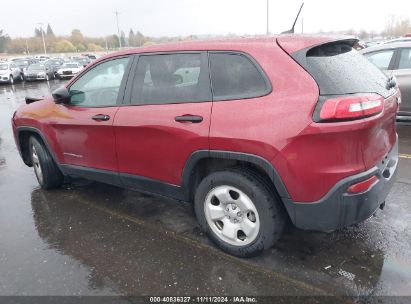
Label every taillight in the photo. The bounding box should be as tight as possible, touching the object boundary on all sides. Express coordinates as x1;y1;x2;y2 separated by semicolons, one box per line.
316;94;384;122
347;175;378;194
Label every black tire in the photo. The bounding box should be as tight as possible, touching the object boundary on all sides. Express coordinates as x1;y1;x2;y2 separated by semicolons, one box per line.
194;168;285;258
29;136;64;189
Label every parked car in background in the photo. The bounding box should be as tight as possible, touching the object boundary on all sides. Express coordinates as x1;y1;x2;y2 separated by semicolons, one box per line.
0;62;24;84
82;53;98;61
9;59;31;80
56;62;82;79
45;58;64;76
24;63;55;81
382;37;411;45
72;56;91;67
361;42;411;120
37;56;50;62
12;36;399;257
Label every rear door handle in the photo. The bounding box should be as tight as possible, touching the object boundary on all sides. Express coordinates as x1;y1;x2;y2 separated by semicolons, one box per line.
175;115;203;123
92;114;110;121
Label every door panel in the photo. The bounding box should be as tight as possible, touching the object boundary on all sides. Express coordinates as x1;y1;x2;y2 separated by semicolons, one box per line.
393;69;411;114
49;105;119;170
115;103;211;185
114;52;212;186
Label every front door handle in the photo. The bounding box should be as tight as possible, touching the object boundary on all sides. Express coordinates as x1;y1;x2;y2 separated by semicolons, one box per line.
92;114;110;121
175;115;203;123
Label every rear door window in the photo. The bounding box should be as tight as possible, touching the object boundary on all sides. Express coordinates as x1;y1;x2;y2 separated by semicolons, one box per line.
364;50;395;70
398;49;411;69
209;53;271;101
131;53;211;105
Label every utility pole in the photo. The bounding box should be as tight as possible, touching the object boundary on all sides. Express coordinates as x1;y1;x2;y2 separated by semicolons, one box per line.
266;0;269;35
25;39;30;55
37;23;47;55
114;11;122;49
301;17;304;34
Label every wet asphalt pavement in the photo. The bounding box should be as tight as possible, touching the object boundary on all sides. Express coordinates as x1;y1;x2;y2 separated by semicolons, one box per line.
0;80;411;299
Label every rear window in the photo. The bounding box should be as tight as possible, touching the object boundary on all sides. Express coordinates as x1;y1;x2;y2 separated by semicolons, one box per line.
294;42;394;98
209;53;271;101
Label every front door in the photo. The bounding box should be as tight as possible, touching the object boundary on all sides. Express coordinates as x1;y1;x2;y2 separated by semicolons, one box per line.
50;56;132;171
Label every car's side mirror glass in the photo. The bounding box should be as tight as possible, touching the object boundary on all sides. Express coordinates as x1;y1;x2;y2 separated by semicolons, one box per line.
52;87;70;104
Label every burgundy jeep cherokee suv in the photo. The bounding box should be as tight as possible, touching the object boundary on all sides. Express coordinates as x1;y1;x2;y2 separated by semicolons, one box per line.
11;36;399;257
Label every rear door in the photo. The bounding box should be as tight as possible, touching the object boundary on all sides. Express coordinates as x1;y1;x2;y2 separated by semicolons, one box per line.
392;48;411;115
114;52;212;187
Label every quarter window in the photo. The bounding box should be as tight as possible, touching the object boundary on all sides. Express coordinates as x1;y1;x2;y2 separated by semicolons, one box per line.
364;50;395;70
398;49;411;69
209;53;270;101
69;57;130;107
131;53;211;105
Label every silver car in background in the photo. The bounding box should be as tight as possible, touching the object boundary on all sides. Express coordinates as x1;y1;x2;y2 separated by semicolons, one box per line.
0;62;23;84
361;42;411;120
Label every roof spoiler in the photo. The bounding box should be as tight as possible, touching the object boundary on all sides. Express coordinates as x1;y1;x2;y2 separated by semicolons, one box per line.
281;2;304;34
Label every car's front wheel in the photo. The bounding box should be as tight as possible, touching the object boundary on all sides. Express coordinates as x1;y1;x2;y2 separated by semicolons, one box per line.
194;169;285;257
29;136;64;189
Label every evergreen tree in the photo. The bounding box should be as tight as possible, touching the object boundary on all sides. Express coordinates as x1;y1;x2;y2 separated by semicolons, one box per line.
120;30;126;47
129;29;135;46
34;28;43;37
46;24;55;36
0;29;11;53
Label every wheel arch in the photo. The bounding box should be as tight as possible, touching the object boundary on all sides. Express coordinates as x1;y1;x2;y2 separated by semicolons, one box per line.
182;151;290;203
16;127;60;169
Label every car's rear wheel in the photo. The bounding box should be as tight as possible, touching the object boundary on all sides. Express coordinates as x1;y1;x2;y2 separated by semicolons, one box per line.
29;136;64;189
194;169;285;257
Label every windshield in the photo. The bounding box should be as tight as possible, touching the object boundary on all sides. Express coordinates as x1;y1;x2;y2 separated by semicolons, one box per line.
28;64;45;71
64;64;79;68
14;60;29;66
0;64;8;70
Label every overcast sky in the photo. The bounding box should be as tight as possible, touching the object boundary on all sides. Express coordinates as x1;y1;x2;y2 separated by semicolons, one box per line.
3;0;411;38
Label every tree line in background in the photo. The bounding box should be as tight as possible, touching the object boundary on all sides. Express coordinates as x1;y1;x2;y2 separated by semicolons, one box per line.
0;24;197;55
1;16;411;55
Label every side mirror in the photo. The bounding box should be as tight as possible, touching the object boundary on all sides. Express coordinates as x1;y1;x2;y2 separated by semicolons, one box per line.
52;87;70;104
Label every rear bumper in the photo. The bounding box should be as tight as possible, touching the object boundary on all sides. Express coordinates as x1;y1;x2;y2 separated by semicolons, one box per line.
284;135;399;231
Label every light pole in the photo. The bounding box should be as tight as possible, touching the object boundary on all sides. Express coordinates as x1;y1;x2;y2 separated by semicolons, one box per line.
114;11;122;49
266;0;269;35
37;23;47;55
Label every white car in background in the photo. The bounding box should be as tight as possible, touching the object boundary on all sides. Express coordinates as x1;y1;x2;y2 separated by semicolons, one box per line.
0;62;23;84
56;62;83;79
